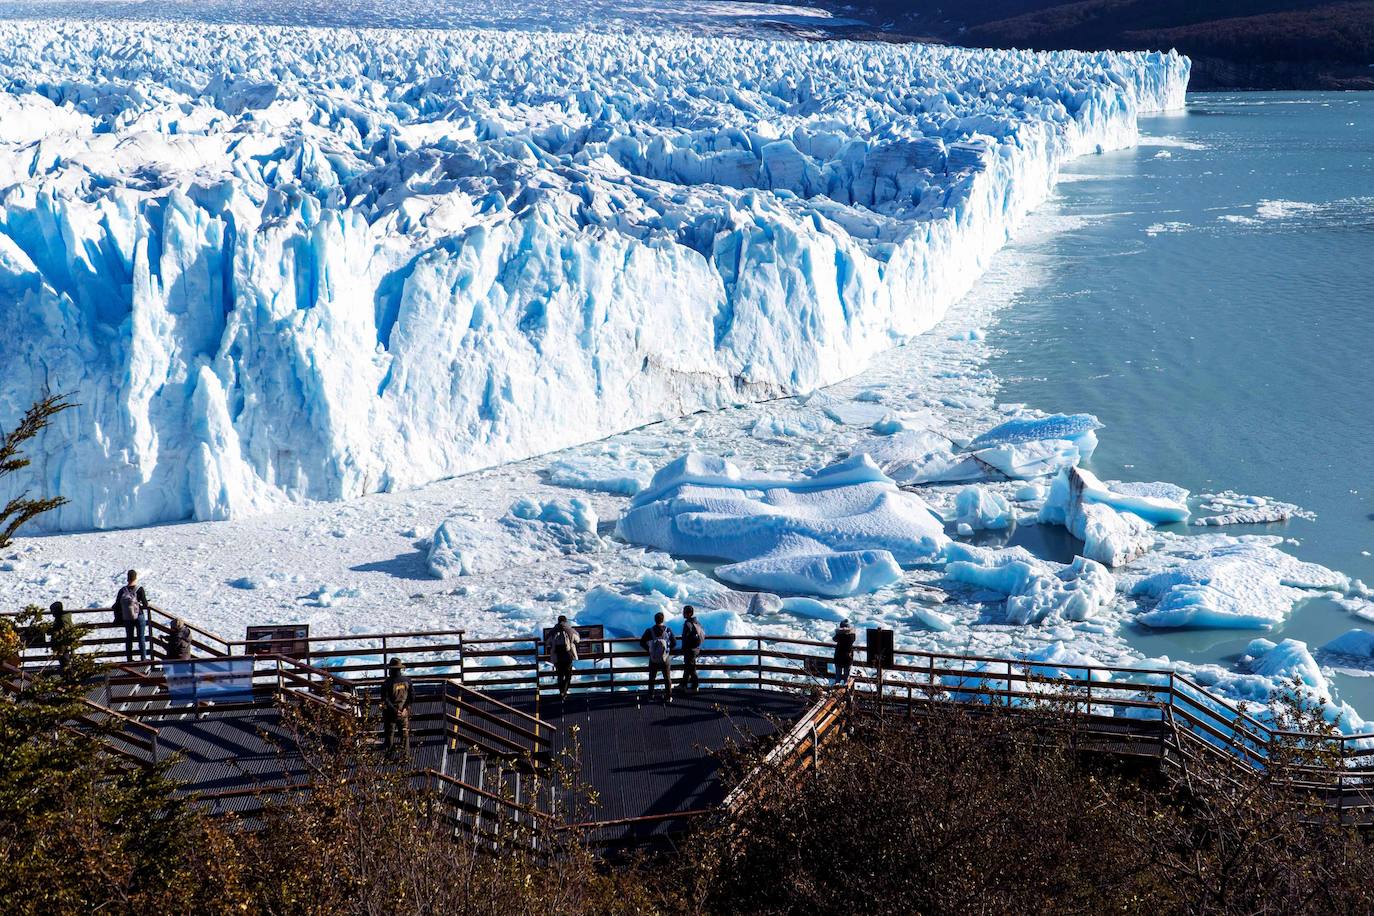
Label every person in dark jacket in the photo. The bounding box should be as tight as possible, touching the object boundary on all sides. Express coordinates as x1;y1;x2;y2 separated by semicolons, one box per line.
381;658;414;757
113;569;151;663
164;617;193;661
833;618;857;685
49;601;76;674
680;605;705;692
640;612;677;705
549;615;580;700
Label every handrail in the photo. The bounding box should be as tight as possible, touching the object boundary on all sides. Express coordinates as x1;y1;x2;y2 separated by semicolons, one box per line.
447;681;553;740
14;604;1374;775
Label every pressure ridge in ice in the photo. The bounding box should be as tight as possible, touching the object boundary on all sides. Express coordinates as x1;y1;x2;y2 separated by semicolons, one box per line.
0;20;1188;532
615;453;948;597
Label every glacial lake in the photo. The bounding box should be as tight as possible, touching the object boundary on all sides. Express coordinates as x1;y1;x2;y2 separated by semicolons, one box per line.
987;91;1374;712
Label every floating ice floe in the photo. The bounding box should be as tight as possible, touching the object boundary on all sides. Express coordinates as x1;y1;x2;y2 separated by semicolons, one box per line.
615;453;947;597
943;543;1115;626
427;497;601;578
1129;538;1350;629
1191;491;1308;527
854;412;1102;486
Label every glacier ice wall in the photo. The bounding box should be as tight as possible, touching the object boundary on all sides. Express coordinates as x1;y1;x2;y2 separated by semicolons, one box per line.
0;20;1189;531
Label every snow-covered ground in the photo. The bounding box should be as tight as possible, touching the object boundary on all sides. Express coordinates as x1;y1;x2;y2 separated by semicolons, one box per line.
3;12;1371;734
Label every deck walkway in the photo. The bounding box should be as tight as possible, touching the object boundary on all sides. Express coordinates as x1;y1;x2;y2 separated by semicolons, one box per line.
520;688;810;840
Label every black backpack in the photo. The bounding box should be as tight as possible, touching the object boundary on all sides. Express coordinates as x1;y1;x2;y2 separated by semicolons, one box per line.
683;619;704;650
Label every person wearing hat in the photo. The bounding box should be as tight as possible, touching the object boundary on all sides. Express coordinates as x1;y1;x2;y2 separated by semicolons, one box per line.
381;657;414;757
832;618;857;686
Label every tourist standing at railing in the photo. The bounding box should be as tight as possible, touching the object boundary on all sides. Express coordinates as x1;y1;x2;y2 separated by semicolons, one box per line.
381;657;414;757
641;612;677;705
550;614;580;700
113;569;151;663
681;605;705;692
49;601;75;674
833;619;857;686
165;617;193;661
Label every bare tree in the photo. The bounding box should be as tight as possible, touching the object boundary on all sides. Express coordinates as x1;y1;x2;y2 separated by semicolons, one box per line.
0;394;74;549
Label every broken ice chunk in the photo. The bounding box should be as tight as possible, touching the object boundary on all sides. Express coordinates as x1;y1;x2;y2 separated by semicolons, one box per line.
1038;467;1188;567
953;486;1013;531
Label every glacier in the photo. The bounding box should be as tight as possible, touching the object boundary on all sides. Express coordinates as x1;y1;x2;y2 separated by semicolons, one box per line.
0;19;1188;532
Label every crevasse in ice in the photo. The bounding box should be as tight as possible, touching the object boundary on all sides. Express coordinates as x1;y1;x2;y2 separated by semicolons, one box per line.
0;20;1189;531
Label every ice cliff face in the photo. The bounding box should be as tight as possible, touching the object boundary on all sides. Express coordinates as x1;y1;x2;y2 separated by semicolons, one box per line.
0;20;1189;531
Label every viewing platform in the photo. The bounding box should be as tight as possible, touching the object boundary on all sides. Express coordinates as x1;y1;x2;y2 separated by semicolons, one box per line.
6;604;1374;847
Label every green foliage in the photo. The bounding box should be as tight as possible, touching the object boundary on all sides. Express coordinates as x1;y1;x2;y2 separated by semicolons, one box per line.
0;394;75;549
0;607;226;914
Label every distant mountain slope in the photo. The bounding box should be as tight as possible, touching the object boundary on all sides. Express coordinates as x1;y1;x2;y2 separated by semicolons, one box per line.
828;0;1374;88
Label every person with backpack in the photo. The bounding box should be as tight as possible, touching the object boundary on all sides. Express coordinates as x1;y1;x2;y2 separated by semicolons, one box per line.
640;611;677;705
680;605;705;692
833;618;857;686
165;617;193;661
113;569;151;663
381;658;414;757
549;615;580;700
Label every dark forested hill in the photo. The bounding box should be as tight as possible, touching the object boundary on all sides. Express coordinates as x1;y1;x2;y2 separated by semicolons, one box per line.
820;0;1374;89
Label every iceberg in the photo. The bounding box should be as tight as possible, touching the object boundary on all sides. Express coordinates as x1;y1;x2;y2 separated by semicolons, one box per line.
0;19;1189;532
615;453;948;597
1038;467;1189;567
967;413;1102;451
1321;629;1374;660
953;486;1014;531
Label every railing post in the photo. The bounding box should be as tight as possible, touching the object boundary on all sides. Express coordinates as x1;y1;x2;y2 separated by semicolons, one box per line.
533;639;541;720
1085;674;1093;716
1005;660;1012;707
756;638;763;691
608;639;615;687
382;636;389;672
458;632;466;686
1338;736;1347;824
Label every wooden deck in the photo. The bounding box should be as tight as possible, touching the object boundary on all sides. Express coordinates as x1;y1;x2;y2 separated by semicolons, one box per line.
523;688;812;842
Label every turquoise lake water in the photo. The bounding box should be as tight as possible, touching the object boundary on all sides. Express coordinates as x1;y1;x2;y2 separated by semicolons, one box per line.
988;91;1374;710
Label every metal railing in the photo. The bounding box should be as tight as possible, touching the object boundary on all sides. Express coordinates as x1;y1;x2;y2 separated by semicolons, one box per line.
10;608;1374;820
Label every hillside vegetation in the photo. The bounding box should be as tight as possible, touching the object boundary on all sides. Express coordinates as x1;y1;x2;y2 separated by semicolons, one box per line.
831;0;1374;88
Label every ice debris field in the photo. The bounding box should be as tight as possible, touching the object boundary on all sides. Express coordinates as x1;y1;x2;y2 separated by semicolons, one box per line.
2;13;1373;731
